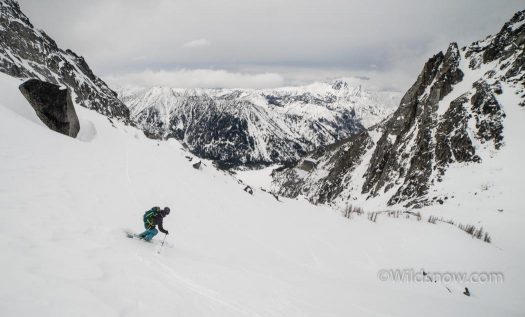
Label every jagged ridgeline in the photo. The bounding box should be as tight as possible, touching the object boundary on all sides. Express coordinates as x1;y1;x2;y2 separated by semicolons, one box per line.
0;0;129;122
272;10;525;208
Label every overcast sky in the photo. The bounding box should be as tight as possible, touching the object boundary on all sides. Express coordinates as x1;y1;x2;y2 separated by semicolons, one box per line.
18;0;523;91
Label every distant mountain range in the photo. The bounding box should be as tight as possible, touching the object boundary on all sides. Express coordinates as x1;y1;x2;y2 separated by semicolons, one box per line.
118;82;399;167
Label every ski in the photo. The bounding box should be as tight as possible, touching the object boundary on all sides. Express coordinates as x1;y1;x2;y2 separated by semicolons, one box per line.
124;230;173;248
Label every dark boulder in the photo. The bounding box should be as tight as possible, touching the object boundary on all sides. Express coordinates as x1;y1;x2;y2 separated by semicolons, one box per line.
192;161;202;169
19;79;80;138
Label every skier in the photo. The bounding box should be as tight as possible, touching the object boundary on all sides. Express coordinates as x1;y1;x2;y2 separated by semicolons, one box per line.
138;206;170;241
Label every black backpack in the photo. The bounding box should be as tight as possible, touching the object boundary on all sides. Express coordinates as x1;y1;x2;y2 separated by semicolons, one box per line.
143;207;160;229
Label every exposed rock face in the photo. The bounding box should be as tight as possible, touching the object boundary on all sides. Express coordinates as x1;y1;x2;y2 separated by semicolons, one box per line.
470;80;505;149
272;10;525;209
118;82;399;167
369;43;465;206
435;95;480;175
0;0;129;122
272;130;375;204
19;79;80;137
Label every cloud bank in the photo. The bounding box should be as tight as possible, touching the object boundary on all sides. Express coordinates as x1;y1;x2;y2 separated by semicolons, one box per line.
106;69;285;89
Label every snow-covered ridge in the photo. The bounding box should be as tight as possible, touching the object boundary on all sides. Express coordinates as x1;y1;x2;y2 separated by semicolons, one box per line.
118;80;400;167
271;10;525;211
0;0;129;121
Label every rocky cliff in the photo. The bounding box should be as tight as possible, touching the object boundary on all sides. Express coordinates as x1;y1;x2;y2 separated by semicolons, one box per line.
271;10;525;209
0;0;129;121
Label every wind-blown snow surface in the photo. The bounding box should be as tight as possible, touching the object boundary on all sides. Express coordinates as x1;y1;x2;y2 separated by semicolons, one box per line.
1;73;524;316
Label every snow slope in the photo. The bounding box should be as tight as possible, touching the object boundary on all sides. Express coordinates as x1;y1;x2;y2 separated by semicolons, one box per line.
1;72;524;316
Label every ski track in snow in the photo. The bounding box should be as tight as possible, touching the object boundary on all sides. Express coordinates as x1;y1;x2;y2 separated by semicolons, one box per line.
154;260;260;317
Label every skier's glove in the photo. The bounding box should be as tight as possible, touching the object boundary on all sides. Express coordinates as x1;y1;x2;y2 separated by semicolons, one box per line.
165;230;169;235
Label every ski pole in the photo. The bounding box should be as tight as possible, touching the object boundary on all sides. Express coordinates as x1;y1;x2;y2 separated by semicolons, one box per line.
158;233;167;254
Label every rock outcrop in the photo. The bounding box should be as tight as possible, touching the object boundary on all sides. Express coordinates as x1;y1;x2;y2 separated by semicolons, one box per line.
19;79;80;137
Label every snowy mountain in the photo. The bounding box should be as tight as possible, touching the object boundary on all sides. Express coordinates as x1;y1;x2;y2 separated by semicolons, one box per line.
118;82;399;167
0;0;129;121
271;10;525;210
1;1;525;315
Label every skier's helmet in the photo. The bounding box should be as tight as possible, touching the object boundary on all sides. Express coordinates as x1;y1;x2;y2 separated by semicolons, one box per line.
163;207;171;215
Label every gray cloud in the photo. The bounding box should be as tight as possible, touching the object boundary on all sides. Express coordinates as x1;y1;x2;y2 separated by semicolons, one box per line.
17;0;524;90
